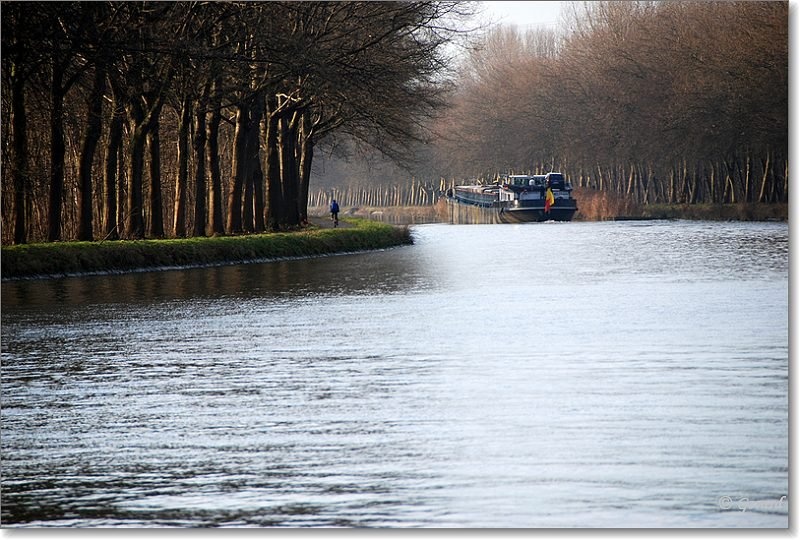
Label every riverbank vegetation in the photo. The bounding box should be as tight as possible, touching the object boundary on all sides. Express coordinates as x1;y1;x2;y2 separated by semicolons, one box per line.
571;188;787;222
1;219;412;280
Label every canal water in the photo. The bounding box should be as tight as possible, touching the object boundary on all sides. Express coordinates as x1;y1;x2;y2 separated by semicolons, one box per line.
1;221;788;528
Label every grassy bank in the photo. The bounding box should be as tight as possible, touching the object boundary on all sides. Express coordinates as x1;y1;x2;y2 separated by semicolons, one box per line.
309;205;440;225
1;219;413;280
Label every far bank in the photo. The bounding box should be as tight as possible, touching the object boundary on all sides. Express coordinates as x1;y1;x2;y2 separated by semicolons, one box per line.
310;197;788;225
571;188;788;222
1;219;412;281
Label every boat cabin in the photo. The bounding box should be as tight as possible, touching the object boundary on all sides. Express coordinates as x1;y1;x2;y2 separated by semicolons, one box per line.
506;175;544;188
504;173;568;189
545;172;566;189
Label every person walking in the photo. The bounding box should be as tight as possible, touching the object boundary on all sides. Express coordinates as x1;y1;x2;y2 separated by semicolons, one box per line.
330;199;340;227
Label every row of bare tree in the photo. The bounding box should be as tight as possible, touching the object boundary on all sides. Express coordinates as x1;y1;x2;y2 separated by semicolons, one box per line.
1;1;470;244
309;178;448;209
430;1;787;206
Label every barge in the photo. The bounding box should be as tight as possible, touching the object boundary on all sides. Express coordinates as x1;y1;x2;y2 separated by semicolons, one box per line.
445;172;578;224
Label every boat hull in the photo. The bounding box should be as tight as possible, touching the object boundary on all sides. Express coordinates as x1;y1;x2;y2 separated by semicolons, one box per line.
498;206;576;223
446;197;577;224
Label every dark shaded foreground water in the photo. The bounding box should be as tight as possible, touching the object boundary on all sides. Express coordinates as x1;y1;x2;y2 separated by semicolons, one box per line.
1;221;788;527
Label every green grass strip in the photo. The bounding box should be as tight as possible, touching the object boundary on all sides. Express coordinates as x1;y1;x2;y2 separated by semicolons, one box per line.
1;219;413;280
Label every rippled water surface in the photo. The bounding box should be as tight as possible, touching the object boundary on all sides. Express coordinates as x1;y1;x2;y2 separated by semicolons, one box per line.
1;221;788;527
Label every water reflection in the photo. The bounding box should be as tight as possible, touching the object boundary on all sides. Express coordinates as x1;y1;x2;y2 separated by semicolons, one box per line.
1;221;788;527
2;245;423;309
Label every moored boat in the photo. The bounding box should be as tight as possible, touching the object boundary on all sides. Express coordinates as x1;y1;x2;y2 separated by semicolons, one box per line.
446;172;578;224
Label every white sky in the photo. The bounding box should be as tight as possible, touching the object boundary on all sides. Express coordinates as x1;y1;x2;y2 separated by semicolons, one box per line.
477;1;565;29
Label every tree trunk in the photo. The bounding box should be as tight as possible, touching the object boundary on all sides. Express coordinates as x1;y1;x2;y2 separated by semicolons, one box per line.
252;148;266;232
116;135;126;238
249;97;266;232
102;89;124;240
147;120;164;238
625;164;634;198
686;164;697;205
243;170;255;233
192;92;209;237
758;151;771;203
265;97;284;230
77;62;106;241
242;103;261;234
173;96;191;237
297;110;314;225
126;89;166;240
783;156;788;203
744;153;752;203
226;102;249;234
47;61;66;241
207;85;224;235
680;160;689;204
278;108;301;227
126;100;147;239
668;168;675;204
11;69;28;245
709;161;717;204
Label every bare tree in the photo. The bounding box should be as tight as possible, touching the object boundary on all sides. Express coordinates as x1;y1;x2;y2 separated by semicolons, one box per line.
2;2;47;244
0;1;477;242
430;1;787;207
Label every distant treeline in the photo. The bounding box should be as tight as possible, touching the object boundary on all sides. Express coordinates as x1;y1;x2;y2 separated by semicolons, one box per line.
430;1;787;207
310;179;447;208
1;2;469;244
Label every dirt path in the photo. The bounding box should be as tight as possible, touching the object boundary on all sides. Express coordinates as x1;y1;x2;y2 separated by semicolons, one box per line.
307;216;353;229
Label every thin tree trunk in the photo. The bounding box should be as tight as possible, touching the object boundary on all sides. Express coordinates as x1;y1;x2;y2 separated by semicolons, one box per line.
126;128;147;238
297;110;313;225
47;61;66;241
688;164;698;205
192;93;209;237
126;88;166;240
783;157;788;203
744;153;752;203
77;63;106;241
758;151;771;203
249;97;265;232
625;164;635;198
11;70;28;244
126;99;147;239
226;102;249;234
252;148;266;232
242;102;262;234
668;168;675;204
116;135;126;238
102;89;124;240
709;161;717;204
116;126;130;238
173;97;191;237
243;171;254;233
278;108;301;227
265;97;284;230
207;87;224;235
147;120;164;238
